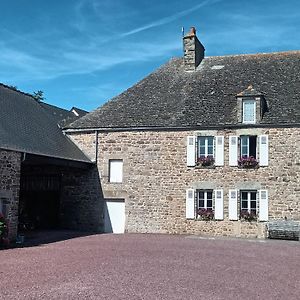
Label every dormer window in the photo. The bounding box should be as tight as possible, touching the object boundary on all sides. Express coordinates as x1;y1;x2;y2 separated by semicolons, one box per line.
236;85;267;124
242;99;256;123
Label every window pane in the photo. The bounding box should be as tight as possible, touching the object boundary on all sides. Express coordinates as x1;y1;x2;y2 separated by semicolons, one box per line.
249;136;257;158
207;191;213;200
243;100;255;122
198;137;205;156
241;201;248;209
199;191;204;199
198;137;205;147
199;200;205;208
241;192;248;200
251;201;256;209
241;136;249;157
199;146;205;156
250;192;256;200
207;137;214;146
207;200;213;209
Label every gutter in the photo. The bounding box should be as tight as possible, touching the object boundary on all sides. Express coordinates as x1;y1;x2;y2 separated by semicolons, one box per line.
63;122;300;134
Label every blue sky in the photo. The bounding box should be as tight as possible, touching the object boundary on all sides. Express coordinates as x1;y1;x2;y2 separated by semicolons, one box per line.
0;0;299;111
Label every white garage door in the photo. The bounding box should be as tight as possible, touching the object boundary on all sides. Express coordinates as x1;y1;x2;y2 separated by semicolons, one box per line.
104;200;125;233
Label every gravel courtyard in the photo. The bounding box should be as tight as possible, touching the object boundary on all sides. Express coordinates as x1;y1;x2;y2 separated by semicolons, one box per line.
0;233;299;299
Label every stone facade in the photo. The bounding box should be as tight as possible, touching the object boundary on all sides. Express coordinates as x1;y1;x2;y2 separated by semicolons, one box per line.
68;126;300;239
0;149;21;239
60;165;102;231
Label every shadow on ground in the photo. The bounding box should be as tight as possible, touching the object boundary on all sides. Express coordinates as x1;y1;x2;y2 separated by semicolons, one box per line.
16;230;98;248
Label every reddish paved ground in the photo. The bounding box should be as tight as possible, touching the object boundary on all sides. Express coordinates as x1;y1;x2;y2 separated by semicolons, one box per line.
0;234;299;299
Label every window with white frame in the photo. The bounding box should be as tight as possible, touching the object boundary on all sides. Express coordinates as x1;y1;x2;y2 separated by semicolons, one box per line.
198;136;214;158
197;136;215;166
197;190;213;210
187;135;224;167
243;100;256;123
240;135;257;158
109;159;123;183
240;190;257;215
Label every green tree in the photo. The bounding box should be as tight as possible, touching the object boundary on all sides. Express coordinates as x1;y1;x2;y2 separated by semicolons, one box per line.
32;90;45;102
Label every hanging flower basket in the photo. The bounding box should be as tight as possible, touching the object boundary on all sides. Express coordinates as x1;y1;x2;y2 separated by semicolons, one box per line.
197;155;215;167
238;156;258;168
197;208;214;221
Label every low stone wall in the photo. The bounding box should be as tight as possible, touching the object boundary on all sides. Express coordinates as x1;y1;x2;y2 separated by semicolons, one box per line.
0;149;21;239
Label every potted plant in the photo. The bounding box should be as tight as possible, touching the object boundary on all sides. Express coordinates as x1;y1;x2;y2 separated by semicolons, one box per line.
238;156;258;168
240;210;257;222
197;155;215;167
197;208;214;221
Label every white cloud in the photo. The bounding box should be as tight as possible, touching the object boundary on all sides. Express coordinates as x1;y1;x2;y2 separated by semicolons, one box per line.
120;0;221;37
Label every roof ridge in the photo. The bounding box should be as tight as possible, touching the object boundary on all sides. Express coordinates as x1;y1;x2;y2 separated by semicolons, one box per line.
0;83;36;99
205;50;300;59
40;101;70;113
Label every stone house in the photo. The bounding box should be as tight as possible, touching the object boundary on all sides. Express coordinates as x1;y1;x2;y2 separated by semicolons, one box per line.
65;27;300;238
0;85;102;239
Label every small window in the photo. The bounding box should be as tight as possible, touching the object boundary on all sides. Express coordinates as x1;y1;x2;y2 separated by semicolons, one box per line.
198;136;214;158
197;190;213;210
240;191;257;215
109;160;123;183
240;135;257;158
197;136;215;166
243;100;256;123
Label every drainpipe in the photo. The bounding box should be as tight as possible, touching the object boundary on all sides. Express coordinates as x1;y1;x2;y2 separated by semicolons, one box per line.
95;130;99;164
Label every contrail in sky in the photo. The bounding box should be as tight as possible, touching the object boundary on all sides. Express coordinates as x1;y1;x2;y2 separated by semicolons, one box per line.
121;0;221;37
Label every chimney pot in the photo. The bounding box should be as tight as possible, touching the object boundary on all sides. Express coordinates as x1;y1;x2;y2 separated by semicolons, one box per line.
189;27;196;36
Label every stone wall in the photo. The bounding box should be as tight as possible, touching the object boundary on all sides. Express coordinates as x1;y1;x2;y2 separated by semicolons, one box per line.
68;127;300;238
60;165;103;231
0;149;21;239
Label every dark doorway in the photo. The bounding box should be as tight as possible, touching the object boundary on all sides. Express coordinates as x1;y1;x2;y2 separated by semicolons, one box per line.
19;175;61;230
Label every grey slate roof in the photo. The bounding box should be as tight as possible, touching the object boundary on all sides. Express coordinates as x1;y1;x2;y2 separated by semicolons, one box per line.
68;51;300;129
0;84;91;163
40;103;88;127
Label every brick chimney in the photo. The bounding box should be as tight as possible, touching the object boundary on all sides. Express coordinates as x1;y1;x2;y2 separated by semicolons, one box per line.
183;27;205;71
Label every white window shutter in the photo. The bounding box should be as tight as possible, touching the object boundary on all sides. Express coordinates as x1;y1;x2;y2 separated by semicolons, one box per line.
229;136;238;166
259;135;269;166
186;189;195;219
259;190;268;221
228;189;238;220
214;189;223;220
215;136;224;166
186;136;196;167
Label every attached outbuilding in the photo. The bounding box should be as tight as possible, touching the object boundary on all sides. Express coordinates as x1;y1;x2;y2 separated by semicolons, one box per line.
0;84;102;239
